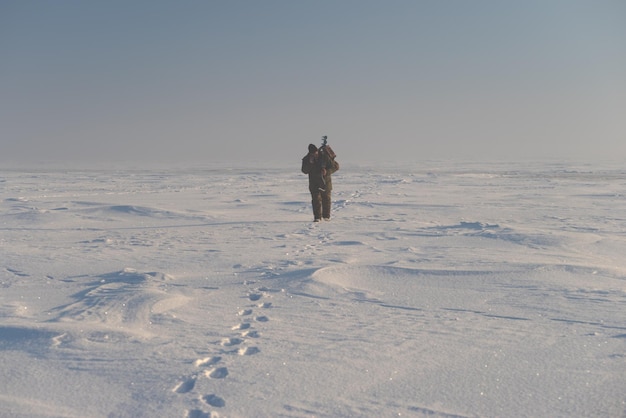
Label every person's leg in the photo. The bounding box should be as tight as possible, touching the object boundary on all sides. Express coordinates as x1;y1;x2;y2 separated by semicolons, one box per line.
311;191;322;221
321;190;332;220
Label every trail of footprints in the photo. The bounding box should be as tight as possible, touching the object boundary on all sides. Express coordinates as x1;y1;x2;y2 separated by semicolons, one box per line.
174;281;272;418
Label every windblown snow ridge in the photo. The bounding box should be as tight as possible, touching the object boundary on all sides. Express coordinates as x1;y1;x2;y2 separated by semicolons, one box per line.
45;268;177;338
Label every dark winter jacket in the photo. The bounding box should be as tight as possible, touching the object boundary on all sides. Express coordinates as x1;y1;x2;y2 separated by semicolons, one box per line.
301;151;339;193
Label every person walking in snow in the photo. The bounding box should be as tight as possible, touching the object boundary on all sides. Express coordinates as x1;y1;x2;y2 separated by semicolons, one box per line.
301;142;339;222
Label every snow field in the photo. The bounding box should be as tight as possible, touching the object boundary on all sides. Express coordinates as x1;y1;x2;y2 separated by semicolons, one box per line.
1;162;625;417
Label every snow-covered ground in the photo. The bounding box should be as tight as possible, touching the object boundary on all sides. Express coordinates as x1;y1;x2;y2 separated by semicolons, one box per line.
1;161;625;418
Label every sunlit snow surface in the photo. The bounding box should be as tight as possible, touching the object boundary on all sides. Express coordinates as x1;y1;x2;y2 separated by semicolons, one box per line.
1;162;625;417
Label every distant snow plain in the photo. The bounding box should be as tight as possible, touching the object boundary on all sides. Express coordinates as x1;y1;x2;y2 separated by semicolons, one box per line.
1;161;625;418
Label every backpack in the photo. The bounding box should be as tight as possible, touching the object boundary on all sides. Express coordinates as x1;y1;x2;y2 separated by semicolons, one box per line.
320;144;336;160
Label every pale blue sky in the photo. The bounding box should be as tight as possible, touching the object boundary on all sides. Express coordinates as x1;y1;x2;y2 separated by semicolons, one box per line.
1;1;625;165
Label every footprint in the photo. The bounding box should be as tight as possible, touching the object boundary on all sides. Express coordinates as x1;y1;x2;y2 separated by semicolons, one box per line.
238;309;253;316
255;316;269;322
194;356;221;367
232;323;251;330
221;337;243;347
248;293;262;301
185;410;209;418
242;330;260;338
201;394;226;408
173;375;197;393
258;302;272;308
238;346;260;356
206;367;229;379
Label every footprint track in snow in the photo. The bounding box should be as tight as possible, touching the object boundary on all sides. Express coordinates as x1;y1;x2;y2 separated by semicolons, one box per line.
238;346;260;356
177;275;273;416
221;337;243;347
172;375;197;393
206;366;229;379
185;409;209;418
242;330;260;338
201;394;225;407
194;356;221;367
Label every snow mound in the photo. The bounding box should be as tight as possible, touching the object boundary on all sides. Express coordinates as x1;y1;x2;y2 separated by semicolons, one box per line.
83;204;180;218
307;265;500;312
45;268;178;338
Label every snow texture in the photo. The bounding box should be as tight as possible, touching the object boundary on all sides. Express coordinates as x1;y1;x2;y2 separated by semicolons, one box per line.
1;162;625;417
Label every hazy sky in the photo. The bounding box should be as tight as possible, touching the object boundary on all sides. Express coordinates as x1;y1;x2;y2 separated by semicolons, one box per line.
2;1;625;165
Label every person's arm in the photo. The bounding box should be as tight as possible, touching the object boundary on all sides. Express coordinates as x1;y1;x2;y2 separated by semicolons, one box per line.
326;158;339;175
302;155;314;174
